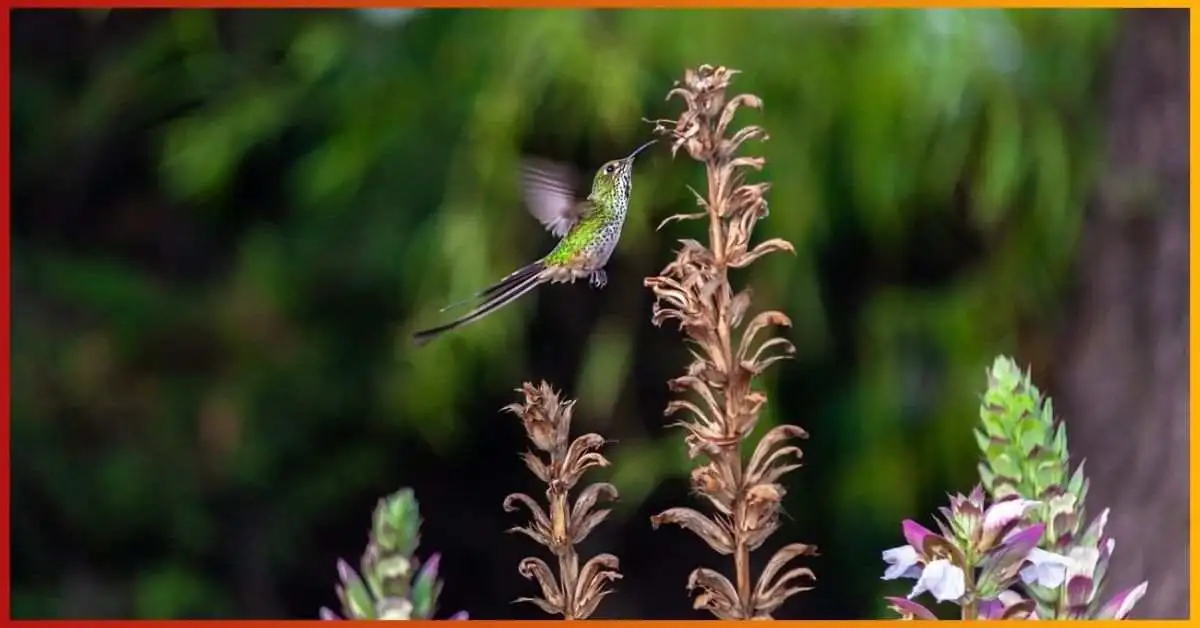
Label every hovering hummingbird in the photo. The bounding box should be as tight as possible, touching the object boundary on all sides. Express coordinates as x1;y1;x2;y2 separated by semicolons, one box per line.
411;139;657;347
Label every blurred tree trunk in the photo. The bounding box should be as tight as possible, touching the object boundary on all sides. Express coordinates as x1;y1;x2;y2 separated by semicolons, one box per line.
1052;9;1188;619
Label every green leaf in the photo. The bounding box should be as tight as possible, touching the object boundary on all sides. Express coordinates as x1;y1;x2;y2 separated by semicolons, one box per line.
973;427;991;455
1067;460;1088;497
1030;459;1061;492
289;22;346;81
340;566;375;619
410;562;439;619
1016;414;1048;454
989;452;1022;484
978;462;996;491
161;115;237;200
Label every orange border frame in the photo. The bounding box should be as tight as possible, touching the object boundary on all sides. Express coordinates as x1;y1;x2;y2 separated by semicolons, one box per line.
1;3;1195;625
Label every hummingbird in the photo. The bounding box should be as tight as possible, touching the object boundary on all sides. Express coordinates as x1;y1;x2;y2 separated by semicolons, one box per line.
411;139;657;346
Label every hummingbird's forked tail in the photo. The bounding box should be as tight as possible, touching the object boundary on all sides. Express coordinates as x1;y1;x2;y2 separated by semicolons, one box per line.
411;261;547;347
436;259;549;313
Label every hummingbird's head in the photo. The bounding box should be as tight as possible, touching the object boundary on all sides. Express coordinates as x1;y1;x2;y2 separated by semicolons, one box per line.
589;139;657;205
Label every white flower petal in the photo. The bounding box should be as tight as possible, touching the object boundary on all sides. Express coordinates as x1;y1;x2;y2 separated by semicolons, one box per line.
1067;546;1100;581
983;498;1039;532
885;562;923;580
911;559;966;603
1020;547;1073;589
883;545;919;563
882;545;922;581
997;589;1024;606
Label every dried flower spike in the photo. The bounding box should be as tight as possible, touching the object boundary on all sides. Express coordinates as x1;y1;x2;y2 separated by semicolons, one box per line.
646;64;815;619
321;488;467;620
502;381;621;619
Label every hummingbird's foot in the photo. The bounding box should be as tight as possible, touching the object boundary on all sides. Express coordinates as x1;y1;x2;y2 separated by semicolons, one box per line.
589;270;608;289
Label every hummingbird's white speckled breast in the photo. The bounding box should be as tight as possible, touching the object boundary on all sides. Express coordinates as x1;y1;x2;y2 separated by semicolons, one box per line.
594;222;624;267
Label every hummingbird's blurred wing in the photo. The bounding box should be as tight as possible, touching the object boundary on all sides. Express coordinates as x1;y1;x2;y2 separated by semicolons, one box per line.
520;158;587;238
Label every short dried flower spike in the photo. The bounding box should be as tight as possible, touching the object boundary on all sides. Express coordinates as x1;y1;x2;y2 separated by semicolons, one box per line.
646;64;814;619
321;489;467;620
502;381;621;619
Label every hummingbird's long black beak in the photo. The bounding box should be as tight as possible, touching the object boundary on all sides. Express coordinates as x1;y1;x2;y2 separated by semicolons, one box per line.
623;138;657;161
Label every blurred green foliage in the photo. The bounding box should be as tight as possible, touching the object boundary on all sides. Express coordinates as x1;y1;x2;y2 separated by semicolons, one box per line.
13;8;1116;619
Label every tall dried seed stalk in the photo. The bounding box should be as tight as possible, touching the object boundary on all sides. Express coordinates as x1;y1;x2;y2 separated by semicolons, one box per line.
502;381;621;619
645;65;817;619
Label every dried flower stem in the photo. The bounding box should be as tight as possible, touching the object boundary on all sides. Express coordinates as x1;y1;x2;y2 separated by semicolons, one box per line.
645;65;816;619
502;381;621;619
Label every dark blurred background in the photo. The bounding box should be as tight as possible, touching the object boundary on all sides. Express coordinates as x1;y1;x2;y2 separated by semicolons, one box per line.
10;8;1188;620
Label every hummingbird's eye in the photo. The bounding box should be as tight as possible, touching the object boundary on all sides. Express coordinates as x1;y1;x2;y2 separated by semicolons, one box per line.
604;164;616;174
